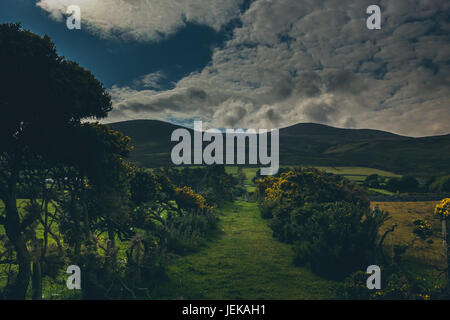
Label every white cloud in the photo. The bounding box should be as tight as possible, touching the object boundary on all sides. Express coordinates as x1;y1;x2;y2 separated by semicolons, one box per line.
40;0;450;136
36;0;243;41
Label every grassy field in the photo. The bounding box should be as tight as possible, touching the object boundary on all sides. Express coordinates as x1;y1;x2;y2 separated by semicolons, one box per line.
368;188;396;196
224;165;401;185
373;201;445;287
289;166;401;182
154;201;338;299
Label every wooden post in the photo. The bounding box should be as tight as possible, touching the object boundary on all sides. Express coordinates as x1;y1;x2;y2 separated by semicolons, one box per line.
443;218;450;292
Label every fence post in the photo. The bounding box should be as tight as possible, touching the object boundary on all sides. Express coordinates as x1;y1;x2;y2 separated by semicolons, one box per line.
443;218;450;292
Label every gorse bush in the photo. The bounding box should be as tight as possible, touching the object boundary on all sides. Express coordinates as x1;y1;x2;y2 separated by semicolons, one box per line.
412;219;433;240
256;168;369;219
434;198;450;218
174;186;213;214
256;168;387;279
287;202;388;279
160;165;240;207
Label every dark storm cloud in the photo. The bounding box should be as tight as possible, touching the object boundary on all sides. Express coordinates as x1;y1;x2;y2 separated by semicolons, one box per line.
324;70;367;95
303;103;339;124
88;0;450;136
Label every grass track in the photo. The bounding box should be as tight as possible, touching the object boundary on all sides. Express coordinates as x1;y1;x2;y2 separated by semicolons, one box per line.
156;201;337;299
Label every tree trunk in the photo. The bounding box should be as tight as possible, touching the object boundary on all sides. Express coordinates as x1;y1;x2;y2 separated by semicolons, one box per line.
443;218;450;292
2;163;32;300
4;195;31;299
32;261;42;300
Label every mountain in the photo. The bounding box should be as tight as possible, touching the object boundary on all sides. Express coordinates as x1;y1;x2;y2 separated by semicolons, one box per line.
109;120;450;176
110;120;191;168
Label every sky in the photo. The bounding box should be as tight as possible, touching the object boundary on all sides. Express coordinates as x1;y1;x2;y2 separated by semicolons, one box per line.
1;0;449;137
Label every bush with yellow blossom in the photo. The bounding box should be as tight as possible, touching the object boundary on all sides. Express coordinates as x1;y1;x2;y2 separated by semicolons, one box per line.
256;168;369;220
175;186;213;214
435;198;450;218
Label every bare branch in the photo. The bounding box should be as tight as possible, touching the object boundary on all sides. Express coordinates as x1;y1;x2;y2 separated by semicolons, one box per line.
378;223;398;249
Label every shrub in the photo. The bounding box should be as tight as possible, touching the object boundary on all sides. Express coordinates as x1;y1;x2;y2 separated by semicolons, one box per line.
429;175;450;193
256;168;369;220
339;271;373;300
285;202;388;279
255;169;378;279
412;219;433;240
175;186;212;214
386;176;419;193
340;270;411;300
165;211;218;253
364;174;381;188
434;198;450;218
161;165;239;206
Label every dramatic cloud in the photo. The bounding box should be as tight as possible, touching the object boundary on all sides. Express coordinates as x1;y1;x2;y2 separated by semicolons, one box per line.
36;0;243;41
39;0;450;136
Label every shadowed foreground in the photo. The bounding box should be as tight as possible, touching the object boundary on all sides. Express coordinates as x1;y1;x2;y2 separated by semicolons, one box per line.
155;201;337;299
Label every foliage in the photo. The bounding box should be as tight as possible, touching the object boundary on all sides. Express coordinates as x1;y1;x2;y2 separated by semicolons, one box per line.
363;174;383;188
175;186;212;214
164;210;218;254
386;176;419;193
434;198;450;218
0;24;220;299
338;271;373;300
412;219;433;240
288;202;389;279
429;176;450;193
0;23;120;300
161;165;240;206
339;201;446;300
255;168;387;279
256;168;369;219
340;269;412;300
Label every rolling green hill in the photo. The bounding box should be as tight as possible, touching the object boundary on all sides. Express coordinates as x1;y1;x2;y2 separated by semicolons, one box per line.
109;120;450;176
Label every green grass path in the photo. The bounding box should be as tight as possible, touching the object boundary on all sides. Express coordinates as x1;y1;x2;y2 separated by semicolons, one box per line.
158;201;337;299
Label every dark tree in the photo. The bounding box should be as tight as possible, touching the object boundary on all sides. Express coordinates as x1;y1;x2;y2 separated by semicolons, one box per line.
0;23;112;299
386;176;419;193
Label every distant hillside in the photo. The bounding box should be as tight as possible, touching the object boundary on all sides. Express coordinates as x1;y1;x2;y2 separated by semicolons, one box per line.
110;120;191;168
109;120;450;176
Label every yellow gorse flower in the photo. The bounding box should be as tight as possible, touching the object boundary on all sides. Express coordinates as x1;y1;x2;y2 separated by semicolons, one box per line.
175;186;213;212
435;198;450;218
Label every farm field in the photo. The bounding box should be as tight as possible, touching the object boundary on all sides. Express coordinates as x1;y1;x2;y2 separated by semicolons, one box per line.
224;165;401;184
373;201;445;282
283;166;402;182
